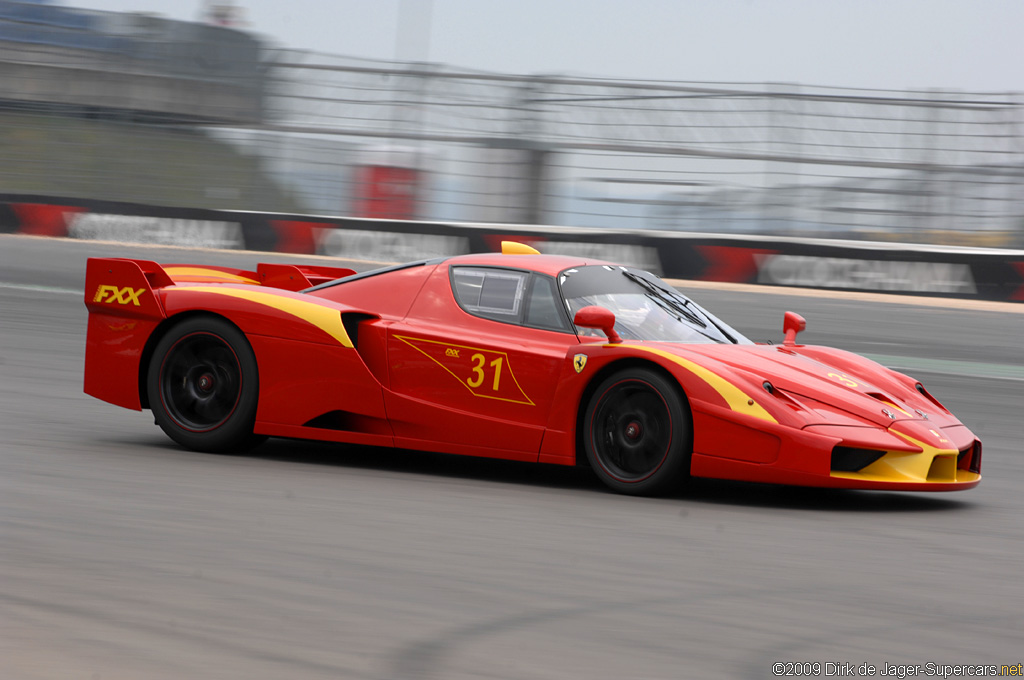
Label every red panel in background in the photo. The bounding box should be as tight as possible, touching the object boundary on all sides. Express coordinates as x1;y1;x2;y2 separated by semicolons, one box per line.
1012;261;1024;301
695;245;776;283
352;166;419;220
269;220;320;255
12;203;86;237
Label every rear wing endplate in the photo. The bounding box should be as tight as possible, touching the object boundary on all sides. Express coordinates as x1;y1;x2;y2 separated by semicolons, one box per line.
84;258;169;320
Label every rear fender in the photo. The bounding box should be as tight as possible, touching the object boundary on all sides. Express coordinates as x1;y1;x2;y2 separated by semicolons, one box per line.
159;286;357;348
156;288;390;428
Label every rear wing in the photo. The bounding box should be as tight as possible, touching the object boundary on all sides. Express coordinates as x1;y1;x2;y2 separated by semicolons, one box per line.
157;262;357;290
254;263;357;291
84;257;357;316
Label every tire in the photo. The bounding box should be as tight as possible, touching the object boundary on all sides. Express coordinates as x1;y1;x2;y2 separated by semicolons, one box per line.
146;316;264;453
583;367;692;496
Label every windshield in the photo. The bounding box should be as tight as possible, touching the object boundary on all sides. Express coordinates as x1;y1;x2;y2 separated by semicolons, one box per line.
559;265;752;344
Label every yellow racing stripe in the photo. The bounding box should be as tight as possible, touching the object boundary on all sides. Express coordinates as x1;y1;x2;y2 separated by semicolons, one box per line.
183;286;352;347
625;344;777;423
165;267;260;285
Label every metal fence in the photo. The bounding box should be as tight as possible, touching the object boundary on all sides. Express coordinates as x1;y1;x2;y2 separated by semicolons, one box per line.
1;10;1023;246
257;51;1024;246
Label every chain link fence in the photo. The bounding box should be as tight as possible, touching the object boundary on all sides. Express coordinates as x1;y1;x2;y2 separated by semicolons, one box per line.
0;5;1022;247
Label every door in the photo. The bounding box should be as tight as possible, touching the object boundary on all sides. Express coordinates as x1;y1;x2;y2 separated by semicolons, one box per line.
386;264;578;460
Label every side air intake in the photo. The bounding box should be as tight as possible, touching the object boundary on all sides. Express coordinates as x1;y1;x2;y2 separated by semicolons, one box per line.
303;410;390;435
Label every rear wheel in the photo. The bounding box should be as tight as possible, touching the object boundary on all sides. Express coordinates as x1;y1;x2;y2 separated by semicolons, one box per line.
583;367;691;495
147;317;264;453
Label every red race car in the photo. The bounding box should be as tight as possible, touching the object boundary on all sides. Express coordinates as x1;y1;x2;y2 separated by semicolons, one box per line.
83;242;981;495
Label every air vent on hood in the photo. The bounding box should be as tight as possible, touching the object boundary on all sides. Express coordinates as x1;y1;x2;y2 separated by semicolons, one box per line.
915;383;951;414
866;393;909;418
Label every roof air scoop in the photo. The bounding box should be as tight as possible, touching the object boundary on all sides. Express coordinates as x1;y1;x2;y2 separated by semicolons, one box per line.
501;241;540;255
783;311;806;346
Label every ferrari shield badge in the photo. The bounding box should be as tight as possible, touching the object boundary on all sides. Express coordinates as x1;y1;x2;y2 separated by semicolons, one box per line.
573;354;588;373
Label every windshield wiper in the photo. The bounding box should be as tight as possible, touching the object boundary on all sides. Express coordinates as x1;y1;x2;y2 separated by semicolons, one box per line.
621;270;741;344
621;271;707;328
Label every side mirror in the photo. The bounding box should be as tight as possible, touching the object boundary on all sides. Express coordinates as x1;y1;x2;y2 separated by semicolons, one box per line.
783;311;806;346
573;305;622;344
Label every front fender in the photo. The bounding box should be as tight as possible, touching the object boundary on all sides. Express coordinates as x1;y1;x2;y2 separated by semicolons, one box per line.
537;342;790;465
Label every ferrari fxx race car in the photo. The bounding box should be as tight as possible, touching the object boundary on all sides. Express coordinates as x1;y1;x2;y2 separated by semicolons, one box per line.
83;242;981;495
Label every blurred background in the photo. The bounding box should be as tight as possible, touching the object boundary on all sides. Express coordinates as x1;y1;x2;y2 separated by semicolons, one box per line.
1;0;1023;247
3;6;1022;675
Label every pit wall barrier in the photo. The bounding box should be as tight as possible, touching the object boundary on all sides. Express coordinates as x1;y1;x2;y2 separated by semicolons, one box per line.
2;194;1022;302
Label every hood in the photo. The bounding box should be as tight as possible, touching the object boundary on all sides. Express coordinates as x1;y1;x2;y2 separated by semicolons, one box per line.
664;343;956;429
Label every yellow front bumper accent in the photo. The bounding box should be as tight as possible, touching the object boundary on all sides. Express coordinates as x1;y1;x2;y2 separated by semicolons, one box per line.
831;432;978;484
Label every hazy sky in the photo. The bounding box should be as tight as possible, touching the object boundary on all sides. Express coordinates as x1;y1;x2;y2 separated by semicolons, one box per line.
69;0;1024;93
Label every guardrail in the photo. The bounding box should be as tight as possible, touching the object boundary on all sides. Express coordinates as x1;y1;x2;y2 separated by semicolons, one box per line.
0;3;264;125
2;194;1021;302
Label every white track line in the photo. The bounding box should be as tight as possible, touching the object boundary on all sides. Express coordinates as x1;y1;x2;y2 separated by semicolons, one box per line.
0;283;79;295
4;233;1022;312
0;233;396;265
666;278;1024;314
863;353;1024;383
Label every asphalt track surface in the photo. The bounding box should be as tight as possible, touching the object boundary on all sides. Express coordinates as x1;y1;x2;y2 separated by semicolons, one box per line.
2;235;1022;680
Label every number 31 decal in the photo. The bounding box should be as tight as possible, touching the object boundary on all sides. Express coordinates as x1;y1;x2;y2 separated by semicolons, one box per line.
467;353;503;391
395;335;534;405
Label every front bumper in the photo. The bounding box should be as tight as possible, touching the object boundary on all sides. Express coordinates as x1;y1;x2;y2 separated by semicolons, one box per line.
689;408;981;491
813;422;981;490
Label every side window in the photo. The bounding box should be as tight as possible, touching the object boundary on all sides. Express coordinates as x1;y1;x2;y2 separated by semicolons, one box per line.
451;267;527;322
525;274;570;331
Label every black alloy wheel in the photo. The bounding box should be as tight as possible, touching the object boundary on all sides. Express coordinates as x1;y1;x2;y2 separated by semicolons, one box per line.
147;316;264;453
583;367;691;495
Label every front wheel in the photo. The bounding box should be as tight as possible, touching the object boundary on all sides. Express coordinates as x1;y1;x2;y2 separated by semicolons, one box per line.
147;316;264;453
583;368;692;496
